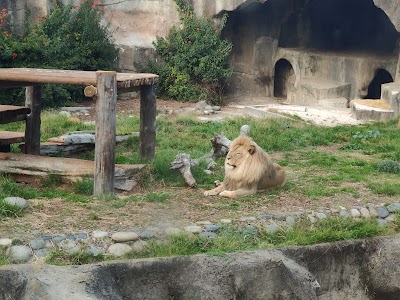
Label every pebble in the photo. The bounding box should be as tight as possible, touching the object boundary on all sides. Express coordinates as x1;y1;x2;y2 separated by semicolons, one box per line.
86;245;101;256
272;215;286;221
7;245;32;263
385;214;396;222
350;208;361;218
259;214;273;220
184;226;203;234
53;236;66;242
196;220;212;225
111;232;139;242
75;233;88;240
108;243;132;257
40;235;53;241
308;214;317;223
35;249;50;258
3;197;28;209
376;206;390;218
368;206;378;218
59;240;77;250
67;246;80;255
241;226;258;236
377;219;389;227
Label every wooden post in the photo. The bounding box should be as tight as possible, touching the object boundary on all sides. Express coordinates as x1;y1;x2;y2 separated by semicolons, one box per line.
140;84;156;161
25;86;41;155
94;71;117;196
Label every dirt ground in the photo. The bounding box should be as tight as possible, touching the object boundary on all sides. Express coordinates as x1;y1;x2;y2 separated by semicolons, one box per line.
0;97;392;236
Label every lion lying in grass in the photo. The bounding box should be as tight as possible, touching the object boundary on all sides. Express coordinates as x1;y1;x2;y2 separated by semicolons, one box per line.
204;135;286;198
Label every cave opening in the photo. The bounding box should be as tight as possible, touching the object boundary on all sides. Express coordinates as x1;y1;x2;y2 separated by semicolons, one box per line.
364;69;393;99
274;59;295;98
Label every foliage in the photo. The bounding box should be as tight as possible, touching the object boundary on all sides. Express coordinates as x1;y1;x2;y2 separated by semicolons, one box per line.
137;0;233;104
376;160;400;174
0;0;119;108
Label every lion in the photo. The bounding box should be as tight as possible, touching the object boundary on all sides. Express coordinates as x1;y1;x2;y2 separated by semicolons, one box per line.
204;135;286;199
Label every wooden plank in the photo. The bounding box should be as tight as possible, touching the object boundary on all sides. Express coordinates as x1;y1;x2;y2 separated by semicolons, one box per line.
0;105;31;124
140;84;156;161
25;86;41;155
0;152;147;185
0;131;25;145
94;71;117;196
0;68;158;87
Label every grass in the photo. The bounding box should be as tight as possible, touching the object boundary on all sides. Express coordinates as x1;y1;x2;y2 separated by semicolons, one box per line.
0;109;400;264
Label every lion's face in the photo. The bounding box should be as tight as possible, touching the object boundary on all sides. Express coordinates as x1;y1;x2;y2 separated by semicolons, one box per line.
225;138;256;173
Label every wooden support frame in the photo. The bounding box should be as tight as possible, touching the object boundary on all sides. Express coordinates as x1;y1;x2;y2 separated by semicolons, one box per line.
25;86;42;155
94;71;117;196
140;84;157;161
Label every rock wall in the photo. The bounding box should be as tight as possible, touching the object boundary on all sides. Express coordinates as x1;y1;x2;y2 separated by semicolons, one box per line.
2;236;400;299
2;0;400;100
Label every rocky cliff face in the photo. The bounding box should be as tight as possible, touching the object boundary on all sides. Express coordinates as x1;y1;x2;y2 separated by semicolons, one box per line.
3;0;400;100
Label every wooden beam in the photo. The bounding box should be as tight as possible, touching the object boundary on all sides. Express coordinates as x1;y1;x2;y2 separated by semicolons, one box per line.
25;86;41;155
140;84;156;161
0;105;31;124
94;71;117;196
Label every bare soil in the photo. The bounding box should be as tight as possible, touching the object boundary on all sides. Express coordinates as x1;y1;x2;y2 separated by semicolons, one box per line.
0;97;394;237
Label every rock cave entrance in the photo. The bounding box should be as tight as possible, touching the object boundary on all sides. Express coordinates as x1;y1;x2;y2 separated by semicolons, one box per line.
274;59;295;98
364;69;393;99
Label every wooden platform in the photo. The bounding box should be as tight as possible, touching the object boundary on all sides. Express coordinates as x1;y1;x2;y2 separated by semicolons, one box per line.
0;68;158;89
0;131;25;145
0;105;31;124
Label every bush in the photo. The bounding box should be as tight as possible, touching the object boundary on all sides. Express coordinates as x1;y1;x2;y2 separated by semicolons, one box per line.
0;0;119;108
137;0;233;104
376;160;400;174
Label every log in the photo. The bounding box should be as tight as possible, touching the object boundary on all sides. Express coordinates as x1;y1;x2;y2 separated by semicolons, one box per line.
94;71;117;196
25;85;41;155
170;153;198;188
0;152;147;191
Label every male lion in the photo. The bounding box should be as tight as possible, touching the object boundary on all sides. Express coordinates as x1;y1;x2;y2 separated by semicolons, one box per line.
204;135;286;198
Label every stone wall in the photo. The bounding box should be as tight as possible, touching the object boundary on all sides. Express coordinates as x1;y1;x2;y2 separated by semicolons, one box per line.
3;0;400;101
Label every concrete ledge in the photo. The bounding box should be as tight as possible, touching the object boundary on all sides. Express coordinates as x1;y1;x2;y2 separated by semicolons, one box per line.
350;99;395;121
381;82;400;116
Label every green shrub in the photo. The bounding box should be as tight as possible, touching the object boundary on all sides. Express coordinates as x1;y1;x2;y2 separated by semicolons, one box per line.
376;160;400;174
0;0;119;108
137;0;233;104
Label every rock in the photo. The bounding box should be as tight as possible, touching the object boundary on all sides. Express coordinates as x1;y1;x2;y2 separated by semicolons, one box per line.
0;238;13;247
196;220;212;225
52;236;66;243
165;227;183;236
360;207;370;218
195;100;208;110
85;245;101;256
265;224;279;234
30;239;46;250
368;206;378;218
75;233;88;240
259;214;273;220
377;219;389;227
204;225;221;232
66;234;76;240
139;230;157;239
220;219;232;224
40;235;53;241
315;213;327;220
7;245;32;263
385;214;396;222
239;216;257;222
386;203;400;213
240;226;258;236
340;210;351;218
59;240;77;250
184;226;203;234
350;208;361;218
66;246;80;255
3;197;28;209
212;106;221;111
92;230;109;239
108;243;132;257
308;214;317;223
286;216;295;226
200;232;218;239
111;232;139;242
376;206;390;218
272;215;286;221
35;249;50;258
132;240;148;252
